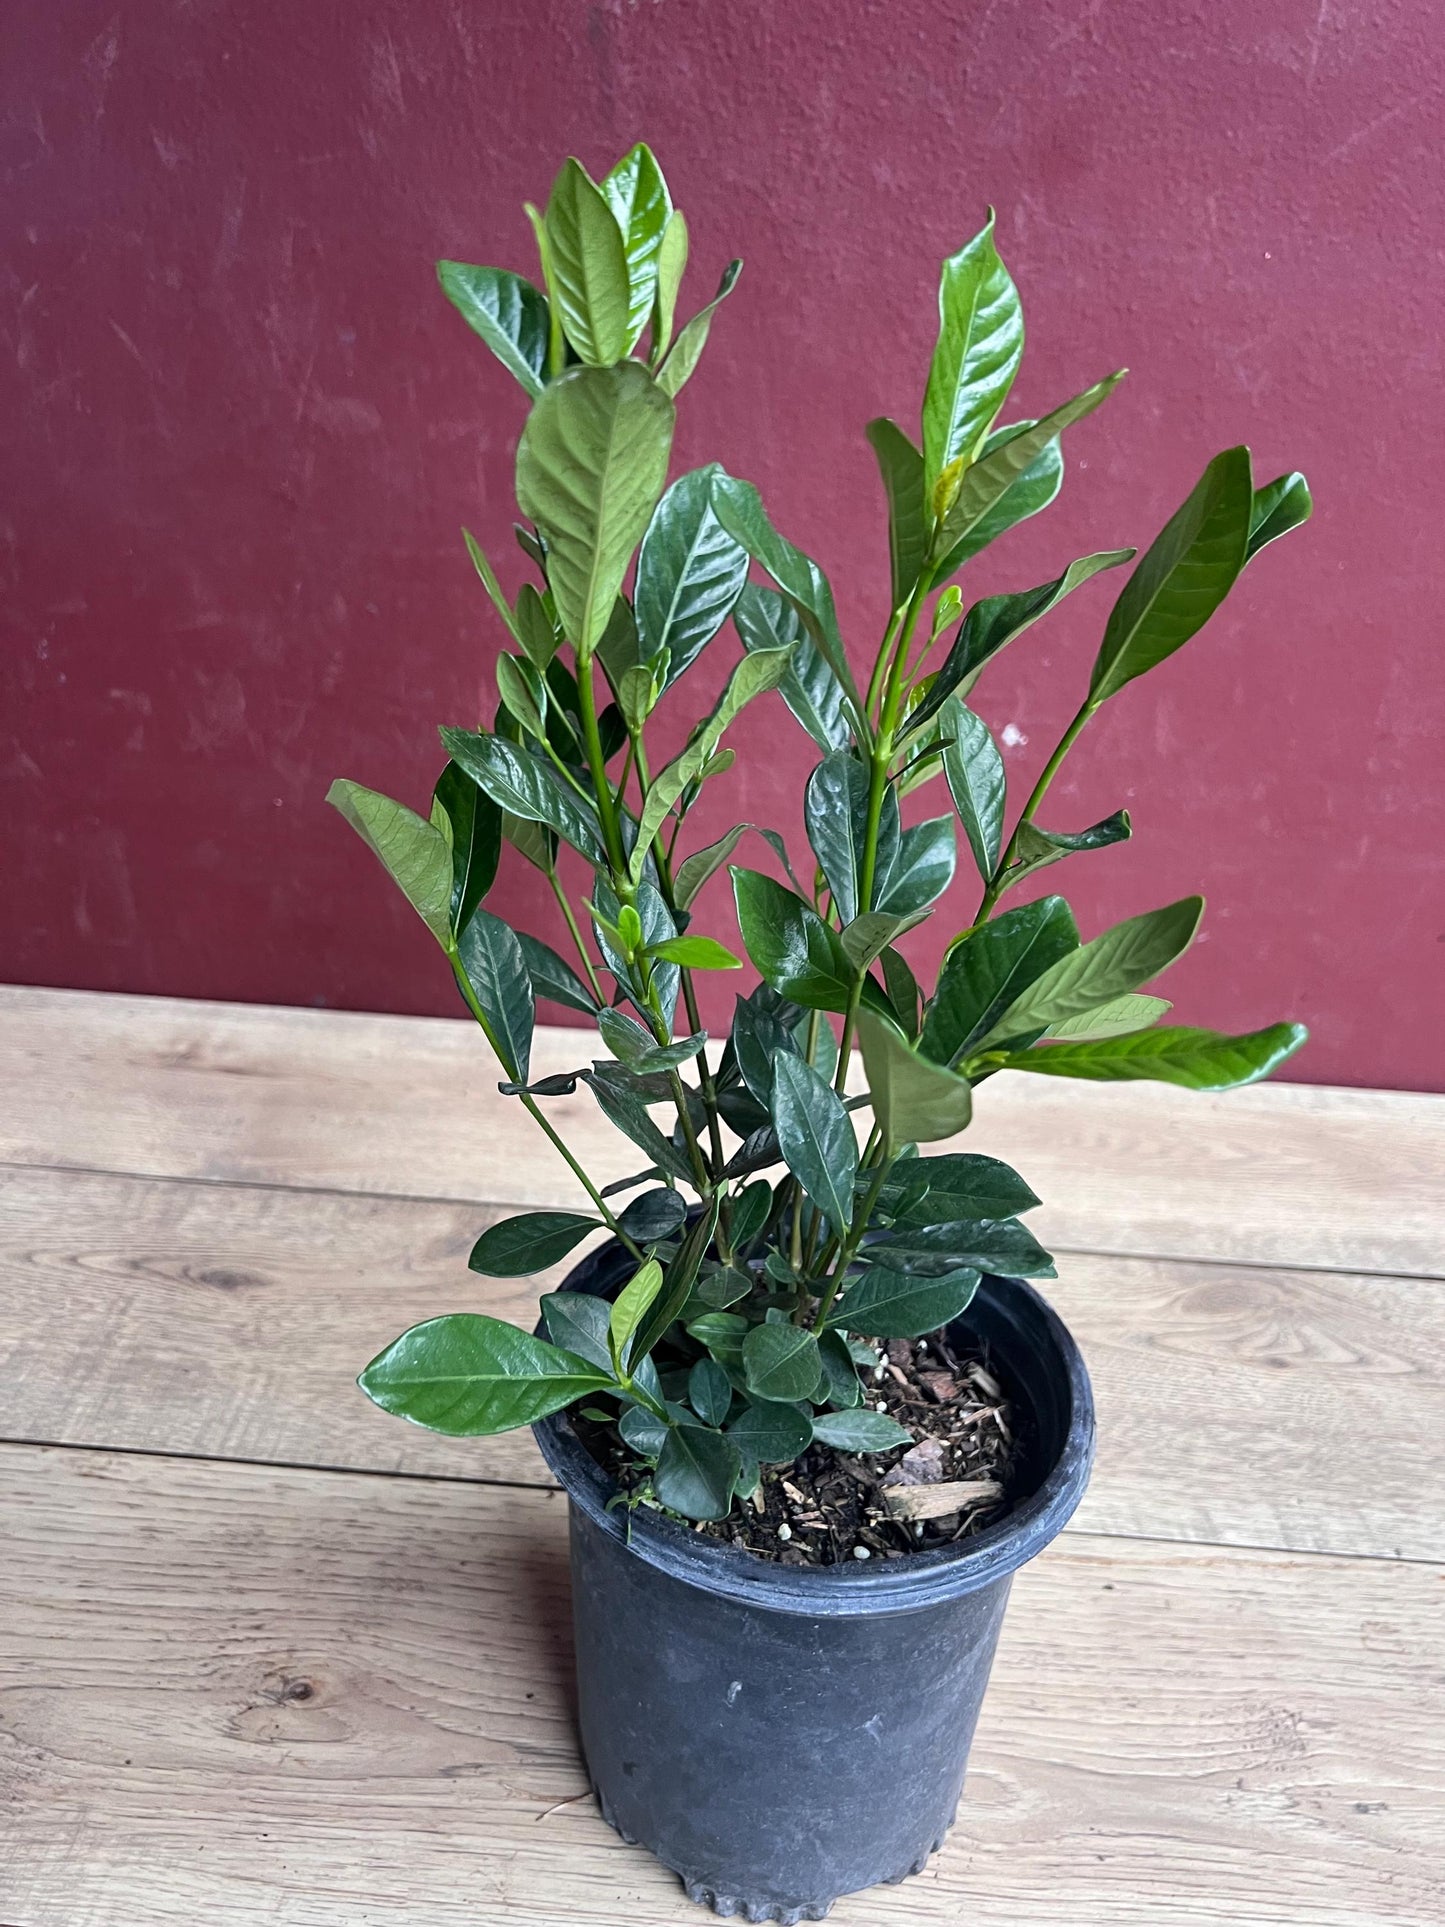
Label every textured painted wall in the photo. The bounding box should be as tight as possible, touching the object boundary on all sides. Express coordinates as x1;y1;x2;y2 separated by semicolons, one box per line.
3;0;1441;1089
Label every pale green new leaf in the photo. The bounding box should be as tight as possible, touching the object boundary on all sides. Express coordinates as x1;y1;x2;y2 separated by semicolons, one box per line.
1046;994;1171;1040
922;212;1024;487
657;260;742;397
462;529;525;647
599;143;671;354
865;417;929;610
608;1257;664;1373
1004;1021;1308;1089
327;779;454;946
544;157;634;365
652;209;689;360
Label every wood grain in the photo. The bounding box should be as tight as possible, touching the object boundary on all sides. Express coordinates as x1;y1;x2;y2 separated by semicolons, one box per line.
3;1163;1442;1561
1;1443;1439;1927
4;986;1442;1277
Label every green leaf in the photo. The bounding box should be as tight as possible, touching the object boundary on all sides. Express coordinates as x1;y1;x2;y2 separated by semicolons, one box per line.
876;1152;1040;1223
618;1402;670;1458
880;946;922;1038
974;896;1204;1050
727;1397;813;1464
609;1258;664;1372
933;372;1127;565
839;909;928;974
591;875;679;1026
874;816;956;916
540;1291;614;1372
728;1181;774;1256
865;418;929;610
635;466;750;685
922;212;1024;489
823;1268;980;1339
461;529;525;648
436;262;549;396
731;990;803;1105
544;157;634;365
430;762;502;934
327;779;454;946
866;1216;1055;1278
650;935;743;970
855;1010;974;1151
905;550;1135;738
616;1186;688;1243
1005;1020;1308;1090
515;362;675;659
770;1054;858;1235
817;1328;863;1408
652;208;688;359
514;583;559;669
598;1007;707;1073
599;143;672;354
1246;471;1312;561
358;1314;608;1435
734;586;849;752
929;418;1064;582
804;752;879;926
811;1408;912;1452
921;896;1080;1066
688;1357;734;1428
457;907;535;1082
673;825;750;910
632;1194;722;1362
1005;811;1132;889
653;1422;743;1520
1047;994;1171;1041
730;868;854;1012
518;932;600;1015
496;654;548;741
439;727;605;866
657;259;742;397
582;1067;693;1183
1089;447;1253;705
469;1211;601;1277
709;471;867;734
630;647;793;879
941;700;1005;884
742;1323;823;1403
685;1309;750;1364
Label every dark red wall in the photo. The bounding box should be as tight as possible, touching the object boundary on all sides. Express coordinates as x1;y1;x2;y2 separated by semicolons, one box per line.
4;0;1442;1089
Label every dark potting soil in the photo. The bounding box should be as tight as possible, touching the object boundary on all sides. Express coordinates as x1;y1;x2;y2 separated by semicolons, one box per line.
573;1329;1025;1567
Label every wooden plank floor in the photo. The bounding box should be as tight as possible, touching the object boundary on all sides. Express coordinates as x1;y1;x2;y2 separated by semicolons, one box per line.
1;986;1442;1925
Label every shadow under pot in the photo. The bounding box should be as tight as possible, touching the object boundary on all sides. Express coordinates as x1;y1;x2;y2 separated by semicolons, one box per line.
531;1236;1095;1925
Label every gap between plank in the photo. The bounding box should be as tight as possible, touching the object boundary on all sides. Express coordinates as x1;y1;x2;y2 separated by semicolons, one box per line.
2;1155;1436;1284
2;1435;1436;1571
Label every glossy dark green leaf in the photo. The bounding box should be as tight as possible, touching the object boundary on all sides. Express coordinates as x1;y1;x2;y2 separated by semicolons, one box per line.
654;1422;744;1519
618;1402;669;1458
876;1151;1041;1224
728;1180;774;1256
932;373;1126;565
544;157;634;365
635;466;750;685
770;1054;858;1235
514;582;559;669
359;1314;608;1435
804;752;891;925
616;1186;688;1244
811;1408;912;1452
865;417;929;610
657;259;742;397
906;550;1134;738
922;212;1023;489
599;143;671;353
742;1323;823;1403
327;779;454;946
688;1357;734;1428
1246;471;1312;562
855;1010;974;1150
1089;448;1253;705
880;946;923;1039
921;896;1079;1067
591;875;679;1026
540;1291;615;1372
597;1006;705;1073
709;471;867;732
866;1215;1055;1278
727;1397;813;1464
515;362;675;658
817;1328;863;1409
822;1267;980;1339
1004;1020;1308;1090
929;419;1063;581
430;761;502;934
439;727;604;866
517;932;600;1015
731;990;803;1105
581;1067;693;1183
685;1309;750;1363
940;700;1005;884
469;1211;601;1277
650;936;742;970
730;868;855;1012
632;1194;722;1362
975;896;1203;1049
436;261;549;396
734;585;849;752
456;907;535;1082
1005;810;1131;889
874;816;956;916
608;1257;664;1371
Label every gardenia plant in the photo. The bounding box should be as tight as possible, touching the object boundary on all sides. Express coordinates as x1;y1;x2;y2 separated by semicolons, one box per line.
333;145;1311;1526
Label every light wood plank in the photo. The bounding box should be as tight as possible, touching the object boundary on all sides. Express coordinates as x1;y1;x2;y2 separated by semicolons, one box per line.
3;986;1442;1277
0;1443;1439;1927
3;1164;1442;1561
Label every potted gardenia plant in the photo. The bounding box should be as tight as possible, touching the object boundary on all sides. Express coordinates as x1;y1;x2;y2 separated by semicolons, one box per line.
330;145;1311;1923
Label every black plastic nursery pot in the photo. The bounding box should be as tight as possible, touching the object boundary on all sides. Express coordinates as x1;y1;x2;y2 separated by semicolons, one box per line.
532;1238;1095;1925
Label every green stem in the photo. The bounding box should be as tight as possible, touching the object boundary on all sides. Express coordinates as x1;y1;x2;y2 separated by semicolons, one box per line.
973;692;1098;925
810;1152;894;1332
546;864;603;1001
576;651;629;886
